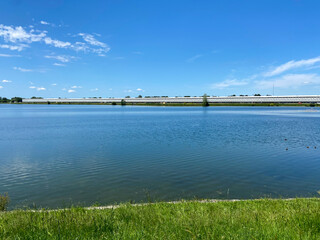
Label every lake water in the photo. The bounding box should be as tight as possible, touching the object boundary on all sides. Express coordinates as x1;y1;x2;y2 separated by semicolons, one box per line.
1;105;320;209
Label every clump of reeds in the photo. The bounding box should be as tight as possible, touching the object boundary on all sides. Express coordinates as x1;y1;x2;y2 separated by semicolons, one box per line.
0;193;9;211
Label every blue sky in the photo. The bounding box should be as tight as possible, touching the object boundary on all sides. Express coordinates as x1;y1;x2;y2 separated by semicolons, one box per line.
1;0;320;98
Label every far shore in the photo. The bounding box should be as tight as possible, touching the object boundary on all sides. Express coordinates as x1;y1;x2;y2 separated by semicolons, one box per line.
4;102;320;107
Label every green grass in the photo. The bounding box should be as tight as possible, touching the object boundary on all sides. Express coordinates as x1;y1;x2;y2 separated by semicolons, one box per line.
1;198;320;239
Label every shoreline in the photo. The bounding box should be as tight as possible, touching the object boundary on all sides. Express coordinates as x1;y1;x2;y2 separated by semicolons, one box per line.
3;102;320;107
2;198;320;238
5;197;308;213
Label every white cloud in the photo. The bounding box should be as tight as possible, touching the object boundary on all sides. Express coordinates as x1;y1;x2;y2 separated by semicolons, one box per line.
136;88;144;91
256;74;320;89
90;88;99;91
62;88;67;91
13;66;33;72
264;57;320;77
71;85;82;89
0;44;29;51
53;63;66;67
2;80;12;83
44;37;71;48
0;53;21;57
77;33;110;55
186;54;203;63
40;21;49;25
29;86;46;91
0;24;110;56
72;42;87;52
51;83;57;86
0;86;3;89
209;56;320;92
212;79;248;89
68;89;76;93
78;33;107;48
45;55;75;63
0;24;46;43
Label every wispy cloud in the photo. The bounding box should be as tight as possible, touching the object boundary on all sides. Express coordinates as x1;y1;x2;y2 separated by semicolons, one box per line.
0;24;110;56
71;85;82;89
45;55;75;62
0;24;45;43
136;88;144;92
0;86;3;89
77;33;110;56
212;79;248;89
40;20;50;25
2;79;12;83
51;83;57;86
186;54;203;63
68;89;76;93
0;53;21;57
78;33;106;48
255;74;320;89
90;88;99;91
212;56;320;92
53;63;66;67
13;66;33;72
0;44;29;51
44;37;71;48
29;86;46;91
264;56;320;77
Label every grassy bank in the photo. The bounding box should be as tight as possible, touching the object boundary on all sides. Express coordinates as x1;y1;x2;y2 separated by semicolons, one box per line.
1;198;320;239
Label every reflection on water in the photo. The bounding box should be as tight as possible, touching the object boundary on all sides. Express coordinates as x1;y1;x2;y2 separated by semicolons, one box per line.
0;105;319;208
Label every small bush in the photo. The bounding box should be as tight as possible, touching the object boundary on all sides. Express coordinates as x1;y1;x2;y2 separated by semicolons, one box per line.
0;193;9;211
310;103;316;107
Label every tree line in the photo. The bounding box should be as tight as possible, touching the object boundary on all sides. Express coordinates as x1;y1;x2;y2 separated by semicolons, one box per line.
0;97;23;103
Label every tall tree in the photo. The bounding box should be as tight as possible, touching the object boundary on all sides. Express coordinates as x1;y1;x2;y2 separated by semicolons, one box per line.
202;94;209;107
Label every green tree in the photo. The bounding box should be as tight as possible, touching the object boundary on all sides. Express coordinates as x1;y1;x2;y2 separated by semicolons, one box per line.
11;97;23;103
121;99;126;105
202;93;209;107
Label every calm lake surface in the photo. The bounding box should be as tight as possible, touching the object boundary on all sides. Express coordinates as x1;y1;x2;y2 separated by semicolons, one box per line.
1;105;320;208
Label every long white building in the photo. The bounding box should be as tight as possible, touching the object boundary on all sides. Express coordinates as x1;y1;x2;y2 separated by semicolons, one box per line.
23;95;320;104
